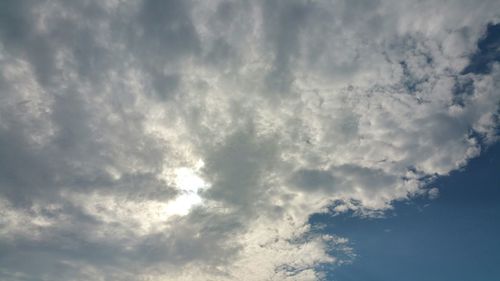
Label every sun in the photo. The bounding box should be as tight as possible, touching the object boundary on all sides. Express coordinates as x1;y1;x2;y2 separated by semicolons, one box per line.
163;162;209;216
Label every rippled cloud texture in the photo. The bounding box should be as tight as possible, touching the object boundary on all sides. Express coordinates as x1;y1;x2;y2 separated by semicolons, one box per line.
1;1;499;280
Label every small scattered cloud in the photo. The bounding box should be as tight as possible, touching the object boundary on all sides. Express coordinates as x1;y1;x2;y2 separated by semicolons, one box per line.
428;187;440;200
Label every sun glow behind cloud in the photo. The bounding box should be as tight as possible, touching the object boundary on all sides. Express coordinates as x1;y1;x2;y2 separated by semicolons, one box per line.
164;163;209;217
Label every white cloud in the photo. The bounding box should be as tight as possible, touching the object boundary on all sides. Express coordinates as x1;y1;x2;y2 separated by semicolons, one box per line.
428;187;440;200
0;0;499;280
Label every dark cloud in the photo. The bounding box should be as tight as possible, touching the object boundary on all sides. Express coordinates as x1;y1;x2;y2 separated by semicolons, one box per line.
290;169;336;192
262;0;312;94
203;127;278;209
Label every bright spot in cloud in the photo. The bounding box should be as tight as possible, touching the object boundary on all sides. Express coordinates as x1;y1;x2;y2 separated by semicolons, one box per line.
164;163;209;216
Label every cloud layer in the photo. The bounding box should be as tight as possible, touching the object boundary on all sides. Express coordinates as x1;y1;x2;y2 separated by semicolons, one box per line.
1;0;499;280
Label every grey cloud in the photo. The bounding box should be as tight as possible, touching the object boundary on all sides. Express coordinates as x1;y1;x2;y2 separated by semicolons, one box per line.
0;126;56;206
134;210;241;268
0;1;56;85
333;164;399;193
203;127;278;210
136;0;200;61
289;169;336;192
131;0;201;99
262;0;312;94
289;165;399;200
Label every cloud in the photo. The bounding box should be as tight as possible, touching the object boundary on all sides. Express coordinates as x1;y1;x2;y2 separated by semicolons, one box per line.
0;0;499;280
428;187;440;200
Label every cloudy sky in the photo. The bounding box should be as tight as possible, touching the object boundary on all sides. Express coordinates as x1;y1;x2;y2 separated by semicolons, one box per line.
0;1;499;280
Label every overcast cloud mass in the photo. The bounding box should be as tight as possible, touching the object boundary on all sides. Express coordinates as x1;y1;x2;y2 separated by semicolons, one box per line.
0;1;499;280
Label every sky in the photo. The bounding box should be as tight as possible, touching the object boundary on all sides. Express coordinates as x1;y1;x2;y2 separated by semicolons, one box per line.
0;1;499;281
311;142;500;281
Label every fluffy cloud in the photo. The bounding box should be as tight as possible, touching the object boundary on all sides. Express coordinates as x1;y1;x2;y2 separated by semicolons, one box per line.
0;0;499;280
